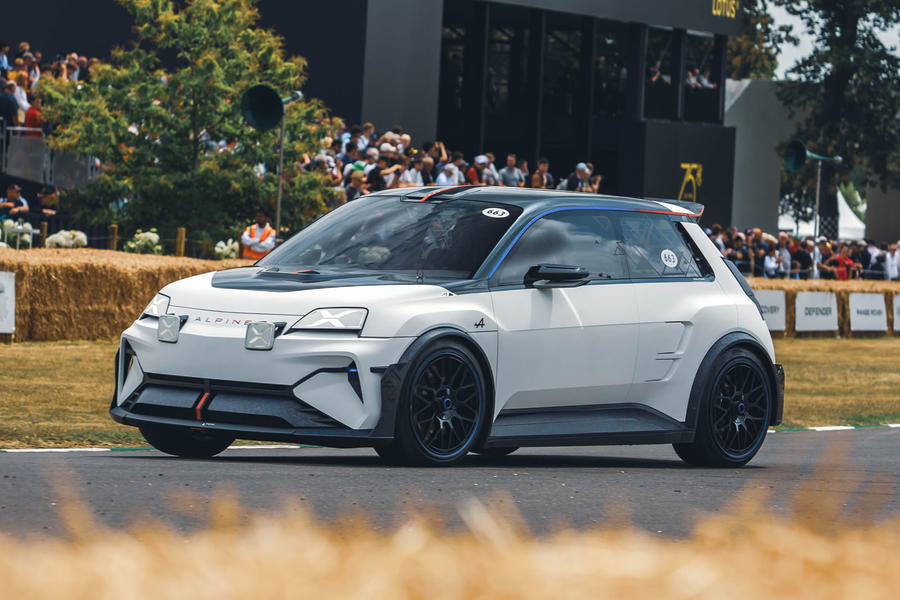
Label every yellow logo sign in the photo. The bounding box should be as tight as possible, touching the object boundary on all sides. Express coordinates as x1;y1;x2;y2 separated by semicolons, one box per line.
678;163;703;202
712;0;739;19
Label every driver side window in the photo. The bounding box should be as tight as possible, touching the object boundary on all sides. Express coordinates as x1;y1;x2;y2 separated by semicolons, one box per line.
495;211;628;286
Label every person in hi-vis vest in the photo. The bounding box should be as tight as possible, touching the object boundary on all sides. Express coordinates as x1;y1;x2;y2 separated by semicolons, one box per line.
241;210;277;259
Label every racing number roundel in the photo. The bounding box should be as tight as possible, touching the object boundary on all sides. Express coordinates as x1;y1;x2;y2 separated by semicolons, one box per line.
660;249;679;269
482;208;510;218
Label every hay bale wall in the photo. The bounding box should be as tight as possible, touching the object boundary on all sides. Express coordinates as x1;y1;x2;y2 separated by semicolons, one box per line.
0;249;250;342
747;278;898;337
1;249;898;342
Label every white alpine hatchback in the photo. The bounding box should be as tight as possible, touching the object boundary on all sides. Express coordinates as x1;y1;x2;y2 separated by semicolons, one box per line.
112;186;784;466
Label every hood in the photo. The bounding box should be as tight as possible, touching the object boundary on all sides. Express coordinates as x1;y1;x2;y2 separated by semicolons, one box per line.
160;268;451;317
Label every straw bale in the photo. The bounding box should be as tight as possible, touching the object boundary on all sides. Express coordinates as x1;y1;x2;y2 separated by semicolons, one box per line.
0;248;251;341
1;249;897;341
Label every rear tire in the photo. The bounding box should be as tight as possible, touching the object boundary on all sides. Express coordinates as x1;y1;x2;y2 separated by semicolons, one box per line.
390;339;489;466
139;425;234;458
674;347;772;467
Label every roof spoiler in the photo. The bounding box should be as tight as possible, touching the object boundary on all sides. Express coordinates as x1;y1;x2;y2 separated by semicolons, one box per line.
644;198;705;221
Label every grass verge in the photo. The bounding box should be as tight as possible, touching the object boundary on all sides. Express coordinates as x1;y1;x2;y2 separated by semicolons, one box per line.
1;338;898;447
773;337;900;428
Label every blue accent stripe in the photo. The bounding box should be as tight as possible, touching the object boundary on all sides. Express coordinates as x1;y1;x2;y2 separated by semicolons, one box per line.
486;206;627;279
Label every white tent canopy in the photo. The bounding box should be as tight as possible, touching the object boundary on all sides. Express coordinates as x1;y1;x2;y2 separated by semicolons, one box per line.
778;191;866;240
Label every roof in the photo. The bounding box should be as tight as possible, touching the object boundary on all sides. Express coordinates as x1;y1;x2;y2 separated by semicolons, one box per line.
367;186;704;218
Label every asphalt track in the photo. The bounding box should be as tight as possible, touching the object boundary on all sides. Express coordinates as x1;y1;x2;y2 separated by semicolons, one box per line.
0;428;897;538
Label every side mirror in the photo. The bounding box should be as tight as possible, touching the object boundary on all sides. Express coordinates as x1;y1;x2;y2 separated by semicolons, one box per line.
524;264;589;289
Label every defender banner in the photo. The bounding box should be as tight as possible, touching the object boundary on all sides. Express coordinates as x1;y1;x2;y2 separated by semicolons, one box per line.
848;293;888;332
0;272;14;334
755;289;786;332
794;292;838;332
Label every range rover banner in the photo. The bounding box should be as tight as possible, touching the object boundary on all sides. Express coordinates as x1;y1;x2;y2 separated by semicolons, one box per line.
755;290;786;332
849;293;888;332
794;292;839;332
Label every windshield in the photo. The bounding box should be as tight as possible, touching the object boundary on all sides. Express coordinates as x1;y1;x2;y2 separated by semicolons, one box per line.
259;196;523;279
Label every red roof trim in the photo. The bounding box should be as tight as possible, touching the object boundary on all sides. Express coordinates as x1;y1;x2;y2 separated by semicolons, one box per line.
636;205;705;219
418;184;481;202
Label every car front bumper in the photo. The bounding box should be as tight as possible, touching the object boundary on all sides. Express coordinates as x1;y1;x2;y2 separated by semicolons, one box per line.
111;317;415;445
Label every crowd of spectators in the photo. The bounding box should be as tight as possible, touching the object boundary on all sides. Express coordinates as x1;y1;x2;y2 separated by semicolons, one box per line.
2;41;899;276
1;40;99;133
298;122;899;282
706;225;900;281
301;122;605;205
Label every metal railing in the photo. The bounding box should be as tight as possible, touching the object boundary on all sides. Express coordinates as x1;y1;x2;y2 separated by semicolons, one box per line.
0;118;97;188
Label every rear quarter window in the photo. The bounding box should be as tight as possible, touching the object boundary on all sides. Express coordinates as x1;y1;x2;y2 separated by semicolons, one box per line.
619;212;705;279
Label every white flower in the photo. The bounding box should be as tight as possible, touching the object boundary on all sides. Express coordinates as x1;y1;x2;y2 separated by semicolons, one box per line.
46;229;88;249
214;238;239;259
138;231;160;244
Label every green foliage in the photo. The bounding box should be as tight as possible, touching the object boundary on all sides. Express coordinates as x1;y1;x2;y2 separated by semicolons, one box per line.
40;0;338;245
775;0;900;194
728;0;798;79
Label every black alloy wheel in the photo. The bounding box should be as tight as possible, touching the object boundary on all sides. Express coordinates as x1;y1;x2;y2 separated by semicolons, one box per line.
674;347;771;467
386;340;488;466
709;359;769;458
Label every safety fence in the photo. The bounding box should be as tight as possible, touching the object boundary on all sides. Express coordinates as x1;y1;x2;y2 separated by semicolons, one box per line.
0;119;99;189
0;220;234;259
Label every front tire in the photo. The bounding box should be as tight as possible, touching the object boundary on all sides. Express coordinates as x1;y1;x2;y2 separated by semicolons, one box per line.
674;347;772;467
388;339;489;466
139;425;234;458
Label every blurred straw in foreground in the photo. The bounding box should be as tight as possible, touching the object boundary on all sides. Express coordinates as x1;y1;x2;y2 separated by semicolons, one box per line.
0;487;898;600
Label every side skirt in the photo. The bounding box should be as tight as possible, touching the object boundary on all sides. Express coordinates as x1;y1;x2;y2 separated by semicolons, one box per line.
482;403;694;448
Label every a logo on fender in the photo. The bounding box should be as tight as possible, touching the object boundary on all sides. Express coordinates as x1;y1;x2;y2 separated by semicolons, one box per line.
712;0;739;19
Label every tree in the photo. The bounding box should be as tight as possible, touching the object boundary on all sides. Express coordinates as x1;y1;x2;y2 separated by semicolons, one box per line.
775;0;900;234
779;166;816;229
728;0;797;79
39;0;338;251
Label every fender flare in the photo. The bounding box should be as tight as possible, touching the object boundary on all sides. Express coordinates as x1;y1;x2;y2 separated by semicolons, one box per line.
371;327;496;440
684;331;783;430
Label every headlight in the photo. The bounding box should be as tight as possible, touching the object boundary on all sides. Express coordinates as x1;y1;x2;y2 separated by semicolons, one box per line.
143;293;170;317
290;308;367;331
